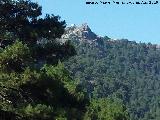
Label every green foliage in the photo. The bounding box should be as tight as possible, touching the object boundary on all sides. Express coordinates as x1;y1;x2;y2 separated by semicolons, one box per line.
0;39;88;119
21;104;53;119
65;39;160;120
84;98;129;120
0;0;65;46
0;56;88;119
0;0;80;119
0;41;31;72
0;0;132;120
0;0;76;66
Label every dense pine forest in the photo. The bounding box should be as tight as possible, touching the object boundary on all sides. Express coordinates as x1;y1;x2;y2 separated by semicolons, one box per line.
1;0;160;120
64;26;160;120
0;0;130;120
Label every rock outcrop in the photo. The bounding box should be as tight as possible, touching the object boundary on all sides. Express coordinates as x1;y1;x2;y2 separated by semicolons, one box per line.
61;23;99;41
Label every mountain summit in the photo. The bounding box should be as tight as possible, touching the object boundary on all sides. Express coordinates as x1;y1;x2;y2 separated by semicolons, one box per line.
62;23;99;41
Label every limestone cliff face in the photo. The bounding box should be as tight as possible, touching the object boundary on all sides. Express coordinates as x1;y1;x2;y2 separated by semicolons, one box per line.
61;23;99;41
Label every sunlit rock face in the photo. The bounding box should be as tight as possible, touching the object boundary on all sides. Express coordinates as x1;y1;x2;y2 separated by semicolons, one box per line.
61;23;99;41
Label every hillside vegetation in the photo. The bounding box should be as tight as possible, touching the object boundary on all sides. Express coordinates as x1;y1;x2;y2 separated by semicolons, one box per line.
64;24;160;120
0;0;129;120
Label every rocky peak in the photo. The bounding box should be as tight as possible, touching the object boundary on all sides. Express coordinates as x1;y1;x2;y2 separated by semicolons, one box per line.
62;23;98;40
79;23;91;32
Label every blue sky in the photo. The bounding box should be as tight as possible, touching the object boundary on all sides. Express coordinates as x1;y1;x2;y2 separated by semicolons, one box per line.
34;0;160;44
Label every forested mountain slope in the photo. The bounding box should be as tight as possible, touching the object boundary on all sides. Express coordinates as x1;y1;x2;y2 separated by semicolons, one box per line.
64;24;160;120
0;1;129;120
